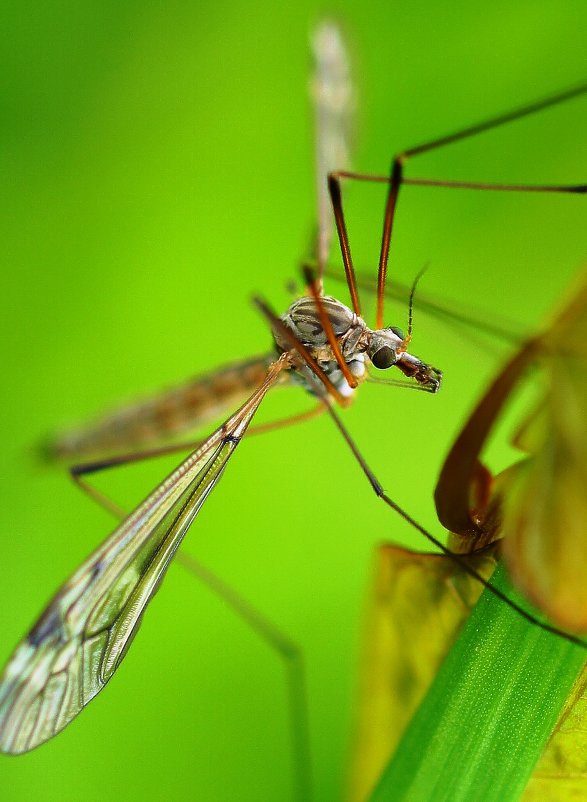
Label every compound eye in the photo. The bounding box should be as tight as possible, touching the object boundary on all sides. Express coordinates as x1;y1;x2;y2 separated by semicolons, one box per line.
371;345;396;370
389;326;404;339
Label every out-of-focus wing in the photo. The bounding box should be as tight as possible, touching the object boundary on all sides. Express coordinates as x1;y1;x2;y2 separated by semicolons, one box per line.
310;21;354;272
0;356;286;754
324;266;525;346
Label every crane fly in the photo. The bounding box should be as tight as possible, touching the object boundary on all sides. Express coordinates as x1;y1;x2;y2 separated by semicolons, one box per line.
1;21;586;775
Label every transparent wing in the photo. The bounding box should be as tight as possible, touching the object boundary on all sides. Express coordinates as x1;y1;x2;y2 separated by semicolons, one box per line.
310;20;354;271
0;357;286;754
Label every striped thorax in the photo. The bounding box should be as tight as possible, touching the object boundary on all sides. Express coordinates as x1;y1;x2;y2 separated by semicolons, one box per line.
275;295;442;398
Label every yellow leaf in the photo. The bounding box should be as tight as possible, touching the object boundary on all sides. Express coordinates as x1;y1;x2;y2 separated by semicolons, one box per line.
522;662;587;801
347;544;496;802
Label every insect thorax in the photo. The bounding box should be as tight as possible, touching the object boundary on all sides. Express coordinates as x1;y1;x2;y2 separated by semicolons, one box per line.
275;295;442;397
275;296;367;396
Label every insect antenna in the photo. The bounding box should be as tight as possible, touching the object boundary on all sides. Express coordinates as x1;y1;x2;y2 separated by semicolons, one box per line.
397;263;429;353
324;266;524;346
407;266;428;338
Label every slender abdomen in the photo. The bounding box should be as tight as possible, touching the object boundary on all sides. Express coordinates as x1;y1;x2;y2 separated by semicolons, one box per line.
43;354;275;461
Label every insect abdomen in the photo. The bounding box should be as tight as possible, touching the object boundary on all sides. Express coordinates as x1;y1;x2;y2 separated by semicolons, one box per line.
43;355;274;461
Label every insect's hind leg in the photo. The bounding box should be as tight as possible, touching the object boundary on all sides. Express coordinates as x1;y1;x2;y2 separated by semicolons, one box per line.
321;396;587;648
176;551;313;802
328;82;587;330
68;441;214;519
68;403;325;518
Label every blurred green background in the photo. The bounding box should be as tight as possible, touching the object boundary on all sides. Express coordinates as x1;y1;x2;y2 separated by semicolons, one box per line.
1;1;586;800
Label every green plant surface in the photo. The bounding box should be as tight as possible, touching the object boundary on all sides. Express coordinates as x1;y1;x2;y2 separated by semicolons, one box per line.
0;2;586;801
369;564;586;802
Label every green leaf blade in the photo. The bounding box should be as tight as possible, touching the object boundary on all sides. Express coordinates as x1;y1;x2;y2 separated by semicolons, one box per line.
369;564;586;802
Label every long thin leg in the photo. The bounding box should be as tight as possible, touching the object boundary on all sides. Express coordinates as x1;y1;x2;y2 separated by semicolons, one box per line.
329;81;587;329
332;170;587;194
321;397;587;648
328;167;586;333
243;403;324;436
332;166;585;331
327;175;362;316
376;82;587;327
70;404;325;517
402;81;587;160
